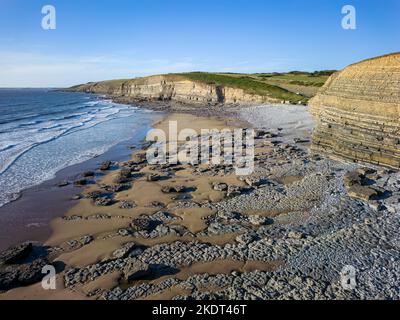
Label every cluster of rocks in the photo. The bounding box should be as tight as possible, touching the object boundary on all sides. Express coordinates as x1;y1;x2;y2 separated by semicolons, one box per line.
119;200;137;209
216;211;273;226
343;168;400;214
117;212;193;240
161;185;187;193
54;123;400;300
102;183;131;193
62;213;113;221
67;235;94;248
58;161;114;189
5;107;400;300
100;161;112;171
72;178;400;300
0;243;51;291
193;164;236;176
212;182;253;198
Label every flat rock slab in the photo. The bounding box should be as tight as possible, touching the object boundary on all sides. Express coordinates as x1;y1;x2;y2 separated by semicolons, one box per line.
347;185;378;201
0;243;32;265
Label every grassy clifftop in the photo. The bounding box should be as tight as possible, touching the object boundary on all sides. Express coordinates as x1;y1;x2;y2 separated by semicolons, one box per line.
70;70;334;104
173;71;334;103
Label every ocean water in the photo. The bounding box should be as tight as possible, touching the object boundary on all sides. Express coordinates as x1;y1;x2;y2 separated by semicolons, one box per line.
0;88;161;207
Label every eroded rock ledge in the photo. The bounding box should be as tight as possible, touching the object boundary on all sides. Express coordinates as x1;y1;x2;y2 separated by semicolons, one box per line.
309;53;400;169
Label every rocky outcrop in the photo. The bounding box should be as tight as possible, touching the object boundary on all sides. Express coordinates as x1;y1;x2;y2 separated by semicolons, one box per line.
0;243;51;291
309;53;400;169
70;75;280;105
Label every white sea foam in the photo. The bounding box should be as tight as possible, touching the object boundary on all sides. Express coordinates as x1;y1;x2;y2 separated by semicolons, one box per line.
0;92;156;208
0;101;137;175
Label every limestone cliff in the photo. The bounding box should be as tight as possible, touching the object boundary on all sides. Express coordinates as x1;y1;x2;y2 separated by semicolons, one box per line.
70;75;282;105
309;53;400;169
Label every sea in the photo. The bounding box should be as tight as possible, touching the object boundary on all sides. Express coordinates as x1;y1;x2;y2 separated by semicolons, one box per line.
0;88;161;208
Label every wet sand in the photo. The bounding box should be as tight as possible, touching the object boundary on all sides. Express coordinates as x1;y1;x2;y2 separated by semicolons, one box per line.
1;111;248;299
2;104;398;300
46;113;244;256
0;116;163;251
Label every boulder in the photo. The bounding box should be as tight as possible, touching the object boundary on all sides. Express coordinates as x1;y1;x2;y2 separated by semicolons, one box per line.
248;215;273;226
103;184;127;193
119;168;132;179
94;197;113;206
57;181;69;187
347;185;378;201
130;216;154;232
343;171;364;188
17;258;50;285
100;161;112;171
0;258;50;290
0;243;32;265
123;260;151;281
147;174;162;182
287;231;306;239
86;190;104;199
213;182;228;191
149;201;166;208
74;179;87;186
118;229;132;237
112;243;142;259
82;171;95;177
119;200;137;209
123;262;178;282
161;185;186;193
226;185;251;198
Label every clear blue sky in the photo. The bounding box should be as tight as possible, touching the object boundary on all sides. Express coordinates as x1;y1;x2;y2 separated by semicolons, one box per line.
0;0;399;87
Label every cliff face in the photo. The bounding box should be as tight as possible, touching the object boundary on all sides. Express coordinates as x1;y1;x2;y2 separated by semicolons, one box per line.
309;53;400;169
72;75;281;105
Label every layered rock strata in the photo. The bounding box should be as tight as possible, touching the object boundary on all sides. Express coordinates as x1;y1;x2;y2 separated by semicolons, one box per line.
71;75;280;105
309;53;400;169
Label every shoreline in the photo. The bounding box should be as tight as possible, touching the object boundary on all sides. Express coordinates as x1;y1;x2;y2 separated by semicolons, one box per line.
0;106;166;251
0;93;245;250
2;102;400;300
0;92;247;251
1;110;248;299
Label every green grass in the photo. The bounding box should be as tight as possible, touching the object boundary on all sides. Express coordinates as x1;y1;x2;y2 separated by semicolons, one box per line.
73;70;334;103
254;73;330;84
174;72;307;103
252;70;335;87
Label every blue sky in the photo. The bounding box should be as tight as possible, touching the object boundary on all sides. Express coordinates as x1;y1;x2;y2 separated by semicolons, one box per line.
0;0;399;87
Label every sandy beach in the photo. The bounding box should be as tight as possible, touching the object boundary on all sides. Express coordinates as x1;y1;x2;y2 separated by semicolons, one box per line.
1;110;252;299
1;103;400;300
0;111;163;251
1;0;399;309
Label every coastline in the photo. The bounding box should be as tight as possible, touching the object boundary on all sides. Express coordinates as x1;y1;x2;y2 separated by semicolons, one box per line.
0;91;245;251
2;101;400;300
0;106;166;251
1;110;247;299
